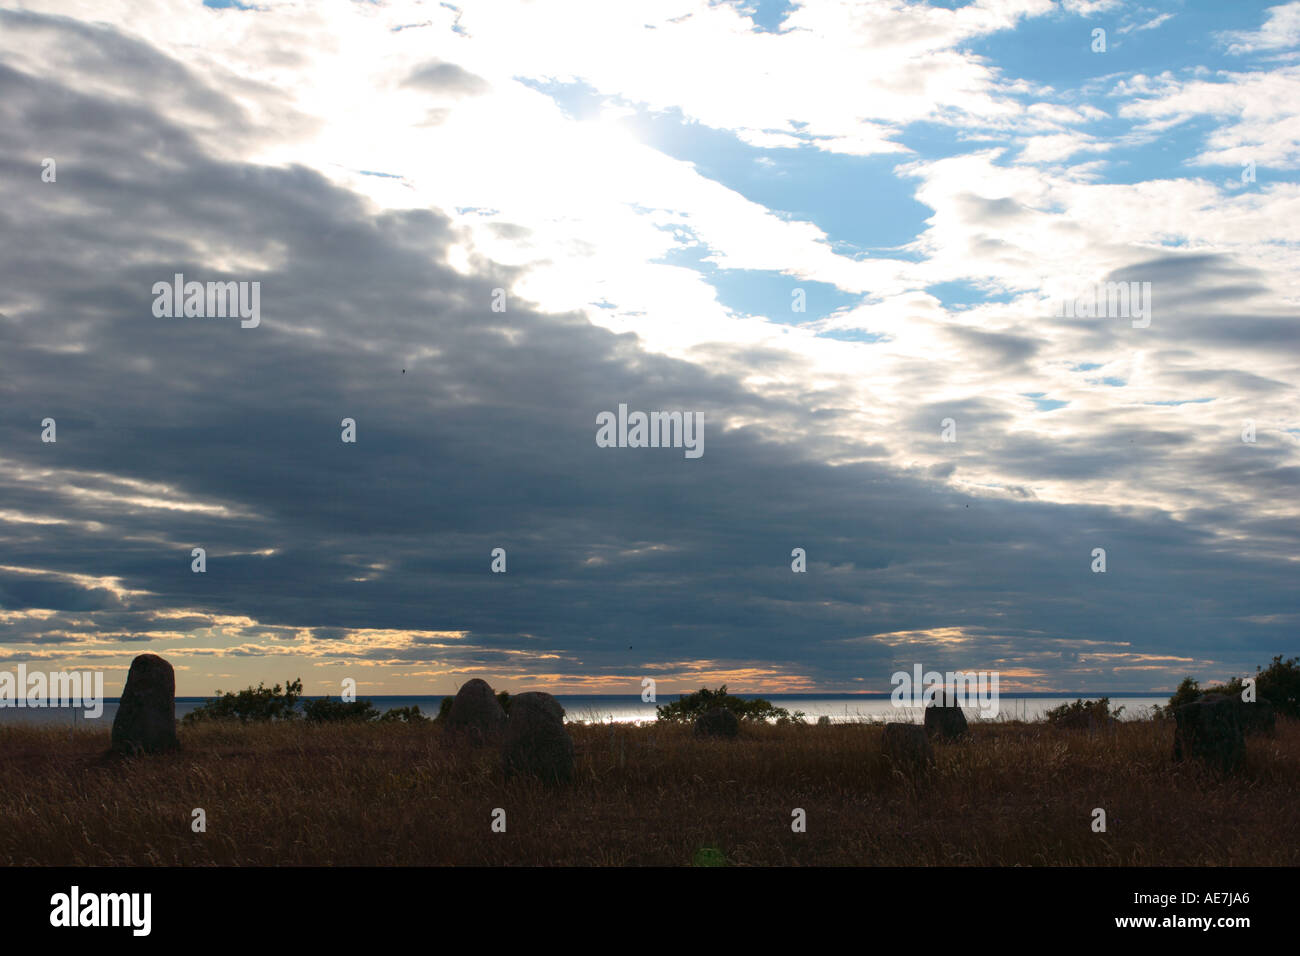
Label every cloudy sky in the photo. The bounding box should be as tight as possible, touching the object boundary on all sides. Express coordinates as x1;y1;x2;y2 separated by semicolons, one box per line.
1;0;1297;698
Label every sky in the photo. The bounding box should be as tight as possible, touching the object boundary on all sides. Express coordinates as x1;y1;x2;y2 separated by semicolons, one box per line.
0;0;1297;698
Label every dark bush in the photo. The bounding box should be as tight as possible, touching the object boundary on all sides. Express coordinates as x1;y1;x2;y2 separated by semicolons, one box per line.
1162;657;1299;719
1162;676;1205;716
656;685;803;724
182;679;303;725
693;707;740;738
379;705;430;723
302;697;381;723
1044;697;1123;729
1256;655;1300;718
435;696;454;722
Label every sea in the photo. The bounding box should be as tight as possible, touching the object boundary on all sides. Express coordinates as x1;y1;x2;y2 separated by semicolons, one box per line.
0;693;1169;727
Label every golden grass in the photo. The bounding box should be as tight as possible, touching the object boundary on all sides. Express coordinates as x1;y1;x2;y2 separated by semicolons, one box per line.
1;718;1296;865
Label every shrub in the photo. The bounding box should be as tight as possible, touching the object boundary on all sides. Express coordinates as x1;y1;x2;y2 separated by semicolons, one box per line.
1255;655;1300;718
182;679;303;725
1162;657;1299;718
379;705;430;723
1161;676;1244;716
302;697;381;723
1044;697;1124;729
656;685;802;724
1161;677;1204;716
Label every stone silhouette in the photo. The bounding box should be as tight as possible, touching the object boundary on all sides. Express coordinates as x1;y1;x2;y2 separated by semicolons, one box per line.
1173;697;1245;773
443;678;506;743
924;695;969;741
110;654;179;755
882;722;933;767
502;691;573;783
1240;699;1276;737
693;706;739;738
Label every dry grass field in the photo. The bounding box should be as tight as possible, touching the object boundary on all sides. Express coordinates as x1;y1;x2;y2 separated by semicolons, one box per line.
2;717;1296;866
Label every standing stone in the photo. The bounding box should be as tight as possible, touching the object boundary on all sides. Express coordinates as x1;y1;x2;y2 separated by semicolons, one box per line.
443;678;506;743
693;707;739;738
502;692;573;783
924;698;970;741
111;654;179;755
1239;699;1276;737
882;722;933;768
1173;697;1245;773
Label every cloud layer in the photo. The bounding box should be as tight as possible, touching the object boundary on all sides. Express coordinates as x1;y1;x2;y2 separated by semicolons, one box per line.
1;1;1297;696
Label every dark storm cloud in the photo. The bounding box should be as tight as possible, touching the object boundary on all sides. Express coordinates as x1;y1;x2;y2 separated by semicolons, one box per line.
0;11;1295;690
0;573;120;613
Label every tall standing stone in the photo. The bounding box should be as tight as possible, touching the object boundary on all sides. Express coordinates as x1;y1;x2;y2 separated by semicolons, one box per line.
924;697;970;741
1173;697;1245;773
502;692;573;783
1239;699;1276;737
111;654;179;755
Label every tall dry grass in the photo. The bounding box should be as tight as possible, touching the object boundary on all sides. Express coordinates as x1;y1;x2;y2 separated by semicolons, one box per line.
1;717;1295;865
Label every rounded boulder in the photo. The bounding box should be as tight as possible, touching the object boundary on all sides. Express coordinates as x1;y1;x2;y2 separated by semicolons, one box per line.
443;678;507;743
882;722;933;768
502;691;573;783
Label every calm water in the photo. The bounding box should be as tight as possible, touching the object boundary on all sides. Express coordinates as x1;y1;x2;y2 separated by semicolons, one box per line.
0;693;1168;727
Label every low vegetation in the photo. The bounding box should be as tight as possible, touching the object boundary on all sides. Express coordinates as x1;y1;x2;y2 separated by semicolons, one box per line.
1;715;1295;866
1043;697;1124;729
3;666;1294;865
655;685;805;724
1160;656;1300;718
183;679;429;725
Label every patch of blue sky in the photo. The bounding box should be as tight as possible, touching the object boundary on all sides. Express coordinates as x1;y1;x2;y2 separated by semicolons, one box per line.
202;0;256;8
1071;362;1103;371
962;2;1299;184
1050;114;1220;179
1146;397;1214;406
517;78;930;254
635;111;928;253
1079;112;1298;188
657;241;858;326
515;78;603;122
1089;376;1127;387
816;329;890;343
894;120;1004;162
962;1;1269;95
729;0;800;33
925;279;1021;310
1023;392;1068;411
